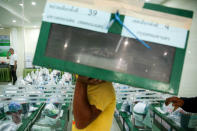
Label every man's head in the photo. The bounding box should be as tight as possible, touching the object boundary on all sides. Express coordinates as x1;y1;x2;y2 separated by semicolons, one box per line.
78;76;105;85
9;48;14;54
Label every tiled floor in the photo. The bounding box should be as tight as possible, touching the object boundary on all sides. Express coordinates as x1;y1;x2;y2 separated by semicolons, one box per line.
111;118;121;131
0;82;9;93
0;82;9;85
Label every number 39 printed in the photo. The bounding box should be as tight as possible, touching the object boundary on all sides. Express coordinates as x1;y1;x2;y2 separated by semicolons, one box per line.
88;9;97;16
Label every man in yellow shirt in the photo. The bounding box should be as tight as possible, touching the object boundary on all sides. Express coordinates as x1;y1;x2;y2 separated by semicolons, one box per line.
73;76;116;131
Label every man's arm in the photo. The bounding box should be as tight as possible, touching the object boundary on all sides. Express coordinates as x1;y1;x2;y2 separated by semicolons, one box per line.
180;97;197;113
73;78;101;129
7;50;10;59
165;96;197;113
14;61;17;71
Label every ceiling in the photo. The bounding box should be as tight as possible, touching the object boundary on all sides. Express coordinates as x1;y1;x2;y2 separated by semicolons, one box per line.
0;0;46;28
0;0;190;29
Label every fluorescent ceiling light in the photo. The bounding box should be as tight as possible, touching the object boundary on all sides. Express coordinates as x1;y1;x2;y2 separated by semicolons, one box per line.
0;27;4;30
19;3;23;6
145;0;150;2
32;1;36;6
33;25;37;28
12;20;16;23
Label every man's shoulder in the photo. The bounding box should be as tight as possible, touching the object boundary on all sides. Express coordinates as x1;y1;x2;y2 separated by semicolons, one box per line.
88;82;115;97
89;82;113;90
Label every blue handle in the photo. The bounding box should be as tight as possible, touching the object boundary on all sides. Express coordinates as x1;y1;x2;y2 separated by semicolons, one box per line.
114;13;151;49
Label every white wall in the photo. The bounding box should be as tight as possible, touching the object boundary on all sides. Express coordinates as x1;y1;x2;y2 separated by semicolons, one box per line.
10;28;25;77
163;0;197;97
24;28;40;67
0;28;24;69
24;28;40;58
9;27;40;77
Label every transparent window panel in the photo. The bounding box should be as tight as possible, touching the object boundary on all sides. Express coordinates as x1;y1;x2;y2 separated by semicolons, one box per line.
45;24;176;83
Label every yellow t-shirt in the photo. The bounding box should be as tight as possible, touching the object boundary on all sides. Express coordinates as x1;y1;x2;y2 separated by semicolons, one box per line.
73;82;116;131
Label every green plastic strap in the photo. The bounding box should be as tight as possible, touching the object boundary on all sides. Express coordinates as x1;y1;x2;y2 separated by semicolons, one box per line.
151;105;187;131
0;113;6;120
17;103;46;131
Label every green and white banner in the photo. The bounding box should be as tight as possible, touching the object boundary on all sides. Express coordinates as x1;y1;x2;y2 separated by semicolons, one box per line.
0;35;10;57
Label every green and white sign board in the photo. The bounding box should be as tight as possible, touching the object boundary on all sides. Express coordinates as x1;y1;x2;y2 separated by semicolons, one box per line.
0;35;10;57
33;2;193;95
